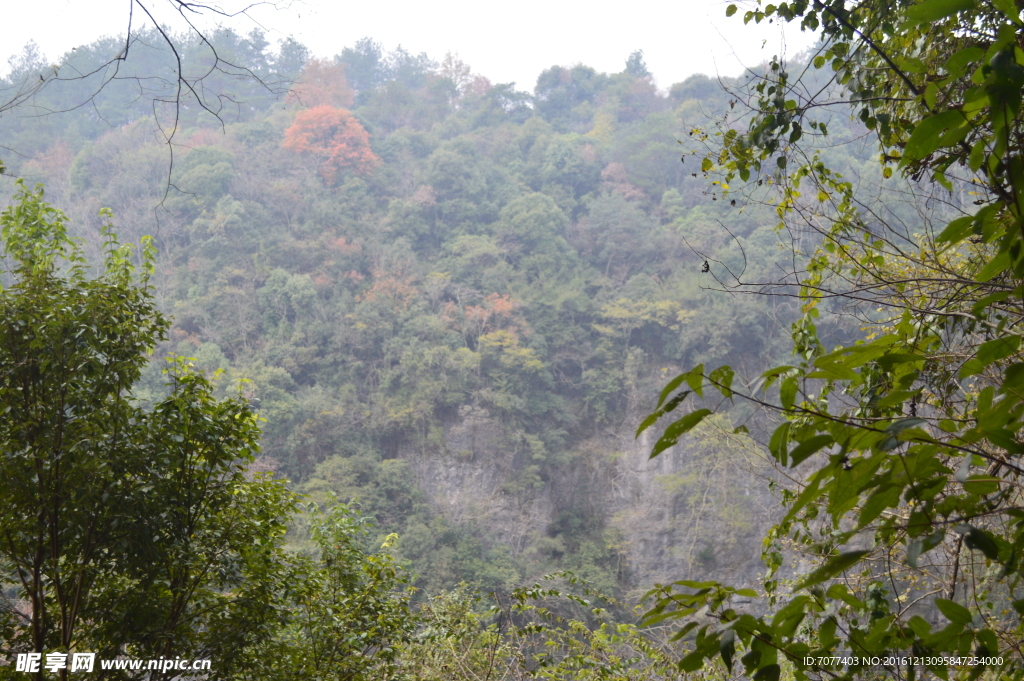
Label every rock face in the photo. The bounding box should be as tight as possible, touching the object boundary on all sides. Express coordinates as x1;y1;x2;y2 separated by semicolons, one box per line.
408;405;556;556
605;426;773;589
406;405;777;594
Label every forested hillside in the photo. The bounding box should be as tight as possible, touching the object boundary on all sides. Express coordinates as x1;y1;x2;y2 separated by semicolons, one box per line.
8;0;1024;675
0;31;851;599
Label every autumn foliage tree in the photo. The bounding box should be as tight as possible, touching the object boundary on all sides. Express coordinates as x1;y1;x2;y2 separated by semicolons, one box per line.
283;105;379;185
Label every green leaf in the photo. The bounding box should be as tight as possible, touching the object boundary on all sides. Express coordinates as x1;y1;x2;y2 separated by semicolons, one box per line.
936;215;974;244
859;484;902;527
719;629;735;672
809;358;858;381
945;46;986;77
964;527;1000;560
772;595;809;636
881;417;928;449
655;373;688;409
990;0;1022;24
902;110;968;162
963;475;999;495
783;471;823;523
972;289;1012;316
668;621;700;641
686;363;705;397
904;0;975;24
969;139;987;170
701;157;713;172
1003;362;1024;390
679;649;707;672
885;417;926;435
819;616;838;648
636;411;662;438
780;375;798;409
650;409;712;458
976;335;1021;366
936;598;973;626
908;615;934;638
976;627;999;656
983;428;1024;454
977;249;1011;283
959;358;985;379
759;365;794;392
797;550;870;588
726;3;738;16
636;390;691;437
788;434;833;466
768;422;791;465
754;664;781;681
709;365;736;397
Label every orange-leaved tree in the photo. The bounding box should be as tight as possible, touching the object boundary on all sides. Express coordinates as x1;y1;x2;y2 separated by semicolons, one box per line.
283;105;379;185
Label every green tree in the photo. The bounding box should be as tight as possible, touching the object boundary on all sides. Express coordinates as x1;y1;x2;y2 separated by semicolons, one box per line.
234;502;414;681
643;0;1024;678
496;192;574;280
534;65;608;132
0;182;296;680
399;577;681;681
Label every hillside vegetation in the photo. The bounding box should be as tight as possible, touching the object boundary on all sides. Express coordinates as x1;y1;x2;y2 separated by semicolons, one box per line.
0;32;844;599
8;0;1024;674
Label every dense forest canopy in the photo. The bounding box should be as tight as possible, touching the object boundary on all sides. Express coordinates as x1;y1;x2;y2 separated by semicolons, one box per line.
0;30;820;600
6;0;1024;676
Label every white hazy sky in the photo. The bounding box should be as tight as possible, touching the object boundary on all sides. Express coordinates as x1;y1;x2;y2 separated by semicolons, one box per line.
1;0;815;91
